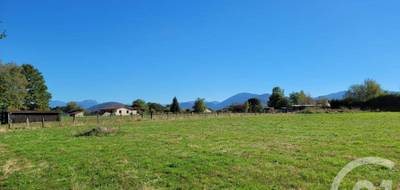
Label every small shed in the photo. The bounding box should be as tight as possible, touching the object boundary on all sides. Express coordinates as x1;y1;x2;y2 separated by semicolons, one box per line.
0;111;61;124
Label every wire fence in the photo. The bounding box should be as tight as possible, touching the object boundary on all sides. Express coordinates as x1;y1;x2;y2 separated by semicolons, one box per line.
0;112;273;130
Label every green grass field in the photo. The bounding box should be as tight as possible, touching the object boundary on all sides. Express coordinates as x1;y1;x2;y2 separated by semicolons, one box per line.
1;113;400;189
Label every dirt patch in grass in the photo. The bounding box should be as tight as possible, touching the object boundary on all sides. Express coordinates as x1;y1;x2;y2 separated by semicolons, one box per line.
0;144;34;180
2;159;33;177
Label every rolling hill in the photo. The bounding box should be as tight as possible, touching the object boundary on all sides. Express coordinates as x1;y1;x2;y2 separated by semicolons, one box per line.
49;100;98;109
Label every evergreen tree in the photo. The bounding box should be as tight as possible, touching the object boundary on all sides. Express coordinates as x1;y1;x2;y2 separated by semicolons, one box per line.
193;98;207;113
21;64;52;110
0;62;27;110
170;97;181;113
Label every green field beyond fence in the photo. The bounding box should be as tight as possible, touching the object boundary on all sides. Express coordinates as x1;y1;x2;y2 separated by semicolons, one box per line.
1;112;278;130
1;112;400;189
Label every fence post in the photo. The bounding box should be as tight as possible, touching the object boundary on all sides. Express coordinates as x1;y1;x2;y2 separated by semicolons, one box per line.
59;114;62;127
26;116;30;128
41;116;45;128
7;113;12;129
73;115;76;126
96;114;99;124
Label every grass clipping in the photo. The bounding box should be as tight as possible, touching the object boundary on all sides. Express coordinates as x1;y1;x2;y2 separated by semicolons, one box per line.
75;127;119;137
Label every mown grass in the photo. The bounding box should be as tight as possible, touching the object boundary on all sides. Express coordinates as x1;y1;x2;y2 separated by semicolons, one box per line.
1;112;400;189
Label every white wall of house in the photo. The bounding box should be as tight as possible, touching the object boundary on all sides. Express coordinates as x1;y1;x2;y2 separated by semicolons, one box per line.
113;108;137;116
75;112;85;117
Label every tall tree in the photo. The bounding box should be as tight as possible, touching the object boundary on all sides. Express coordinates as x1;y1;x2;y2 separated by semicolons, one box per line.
268;87;289;109
289;90;314;105
0;62;27;110
247;98;263;113
193;98;207;113
21;64;52;110
132;99;148;113
170;97;181;113
345;79;384;102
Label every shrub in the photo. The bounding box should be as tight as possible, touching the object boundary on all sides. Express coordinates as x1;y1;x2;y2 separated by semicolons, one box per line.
365;94;400;111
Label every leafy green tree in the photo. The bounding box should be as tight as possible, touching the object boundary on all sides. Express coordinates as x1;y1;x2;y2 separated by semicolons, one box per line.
193;98;207;113
63;101;82;113
21;64;52;110
0;62;28;111
132;99;148;113
147;102;165;113
170;97;181;113
289;90;314;105
247;98;263;113
268;87;289;109
345;79;384;102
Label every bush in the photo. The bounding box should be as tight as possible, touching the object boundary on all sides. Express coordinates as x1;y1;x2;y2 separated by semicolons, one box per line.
330;98;364;109
365;94;400;111
330;94;400;112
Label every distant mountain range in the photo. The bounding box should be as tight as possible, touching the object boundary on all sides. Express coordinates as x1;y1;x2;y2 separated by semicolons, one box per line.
49;100;98;109
315;91;346;100
50;91;348;111
180;91;347;110
179;93;271;110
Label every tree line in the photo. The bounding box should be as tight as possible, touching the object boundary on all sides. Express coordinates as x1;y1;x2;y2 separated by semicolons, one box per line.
131;97;207;114
127;79;400;114
0;61;52;111
224;79;399;113
331;79;400;111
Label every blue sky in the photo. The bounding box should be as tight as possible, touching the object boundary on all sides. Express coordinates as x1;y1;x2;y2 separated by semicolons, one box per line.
0;0;399;104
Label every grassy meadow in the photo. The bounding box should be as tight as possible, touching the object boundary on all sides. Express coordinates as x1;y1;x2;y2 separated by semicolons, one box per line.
1;112;400;189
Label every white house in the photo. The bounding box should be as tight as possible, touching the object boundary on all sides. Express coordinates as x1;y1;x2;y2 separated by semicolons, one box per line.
113;107;137;116
99;106;137;116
